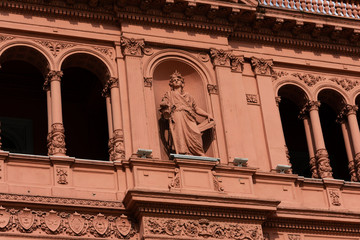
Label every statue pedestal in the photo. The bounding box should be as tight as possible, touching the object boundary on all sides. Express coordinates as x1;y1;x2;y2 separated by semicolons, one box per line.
170;154;223;193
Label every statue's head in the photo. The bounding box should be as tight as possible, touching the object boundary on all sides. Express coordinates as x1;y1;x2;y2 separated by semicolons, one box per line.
169;70;185;89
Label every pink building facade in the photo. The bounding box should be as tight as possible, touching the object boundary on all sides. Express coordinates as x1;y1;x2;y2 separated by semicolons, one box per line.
0;0;360;239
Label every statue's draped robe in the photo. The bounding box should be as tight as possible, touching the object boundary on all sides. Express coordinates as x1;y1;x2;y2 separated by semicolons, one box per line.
160;90;204;156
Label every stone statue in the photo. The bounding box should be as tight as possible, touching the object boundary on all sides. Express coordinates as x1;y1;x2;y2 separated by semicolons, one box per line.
160;71;215;156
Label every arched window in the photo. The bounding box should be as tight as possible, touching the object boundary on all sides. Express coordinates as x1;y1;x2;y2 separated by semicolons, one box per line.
0;46;48;155
278;84;311;177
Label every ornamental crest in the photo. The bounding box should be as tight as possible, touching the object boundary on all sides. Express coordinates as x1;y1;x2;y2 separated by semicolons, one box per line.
18;208;34;230
93;213;108;235
116;214;131;236
0;207;10;228
69;212;84;235
45;210;61;232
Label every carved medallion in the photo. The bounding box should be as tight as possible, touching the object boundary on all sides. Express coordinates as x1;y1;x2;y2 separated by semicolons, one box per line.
18;208;34;230
93;213;108;235
45;210;61;232
69;212;84;234
0;207;10;228
116;214;131;236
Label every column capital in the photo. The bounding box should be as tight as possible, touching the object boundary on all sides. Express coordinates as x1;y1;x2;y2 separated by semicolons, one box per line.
305;100;321;111
210;48;232;67
102;77;119;97
230;55;244;72
250;57;273;76
44;70;63;90
120;36;145;57
342;104;358;116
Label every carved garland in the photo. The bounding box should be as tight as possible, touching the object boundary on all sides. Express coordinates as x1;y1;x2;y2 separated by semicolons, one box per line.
144;217;263;240
272;71;359;91
0;207;137;238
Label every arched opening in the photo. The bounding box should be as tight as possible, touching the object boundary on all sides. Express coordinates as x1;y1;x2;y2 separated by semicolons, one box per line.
152;59;214;159
355;95;360;128
278;84;311;177
60;53;109;160
0;46;49;155
318;89;350;181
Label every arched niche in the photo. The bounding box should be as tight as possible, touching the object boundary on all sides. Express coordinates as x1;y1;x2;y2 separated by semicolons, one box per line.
152;59;214;159
317;89;349;180
0;45;49;155
277;84;311;177
60;53;109;160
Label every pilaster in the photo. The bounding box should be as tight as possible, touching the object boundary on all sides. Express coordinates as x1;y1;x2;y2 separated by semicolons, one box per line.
251;57;288;171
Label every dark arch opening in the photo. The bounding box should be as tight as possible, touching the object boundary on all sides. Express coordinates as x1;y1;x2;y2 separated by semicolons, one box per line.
355;95;360;129
61;54;109;160
318;89;350;181
0;60;47;155
278;85;311;177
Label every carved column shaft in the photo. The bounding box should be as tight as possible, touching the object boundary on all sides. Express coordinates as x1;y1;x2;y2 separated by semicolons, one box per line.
46;71;66;156
306;101;333;178
300;113;318;178
338;117;357;181
343;105;360;181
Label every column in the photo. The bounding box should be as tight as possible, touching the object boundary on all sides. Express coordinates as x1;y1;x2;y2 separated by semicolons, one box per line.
121;37;150;153
102;88;114;161
343;105;360;181
46;71;66;156
336;113;357;181
102;77;125;161
305;101;333;178
299;109;318;178
210;49;256;164
251;57;288;170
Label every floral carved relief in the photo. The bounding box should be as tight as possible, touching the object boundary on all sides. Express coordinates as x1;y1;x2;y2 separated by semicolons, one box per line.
168;168;180;190
0;206;136;238
56;168;68;185
273;70;359;91
35;40;74;57
246;94;259;104
251;57;273;76
207;84;218;95
93;47;114;60
210;48;231;66
144;217;263;239
120;36;145;56
212;171;224;192
329;190;341;206
0;35;14;42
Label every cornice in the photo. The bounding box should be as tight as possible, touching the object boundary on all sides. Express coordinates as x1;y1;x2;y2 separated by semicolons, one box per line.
123;189;279;220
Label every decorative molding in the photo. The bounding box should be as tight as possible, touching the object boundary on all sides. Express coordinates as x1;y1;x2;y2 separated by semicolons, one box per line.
246;94;259;104
0;207;136;238
212;171;224;192
168;168;180;189
120;37;145;56
207;84;218;95
230;55;245;72
56;167;68;185
48;123;66;156
144;217;263;239
0;35;14;42
35;40;74;57
292;73;325;87
93;47;114;60
251;57;273;76
329;78;359;91
328;190;341;206
275;96;281;107
144;77;152;87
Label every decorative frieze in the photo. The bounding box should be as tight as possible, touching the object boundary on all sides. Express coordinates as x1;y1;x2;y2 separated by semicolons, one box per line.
0;207;136;238
329;78;359;91
143;217;263;240
251;57;273;76
0;35;14;42
328;190;341;206
35;40;74;57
